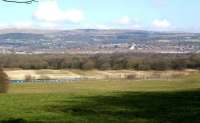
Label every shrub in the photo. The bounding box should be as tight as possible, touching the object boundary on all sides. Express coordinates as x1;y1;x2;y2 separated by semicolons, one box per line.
126;74;137;80
25;74;33;82
82;60;95;70
0;69;9;93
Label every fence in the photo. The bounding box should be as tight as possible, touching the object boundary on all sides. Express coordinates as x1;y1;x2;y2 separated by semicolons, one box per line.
10;78;83;83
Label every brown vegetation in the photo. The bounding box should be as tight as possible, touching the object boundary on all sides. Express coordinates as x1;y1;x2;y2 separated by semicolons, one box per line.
0;69;9;93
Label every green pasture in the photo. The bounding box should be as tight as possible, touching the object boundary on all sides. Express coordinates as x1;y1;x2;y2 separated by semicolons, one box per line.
0;74;200;123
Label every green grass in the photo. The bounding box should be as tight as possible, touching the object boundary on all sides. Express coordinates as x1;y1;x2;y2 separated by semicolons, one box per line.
0;74;200;123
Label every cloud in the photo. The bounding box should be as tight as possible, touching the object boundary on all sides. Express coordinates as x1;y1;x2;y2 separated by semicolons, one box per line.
33;0;84;23
152;19;171;29
115;16;142;29
36;22;62;29
117;16;131;25
0;21;64;30
91;24;110;29
0;21;34;29
82;23;110;29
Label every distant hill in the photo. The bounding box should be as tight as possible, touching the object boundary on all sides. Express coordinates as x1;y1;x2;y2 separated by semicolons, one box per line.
0;29;200;54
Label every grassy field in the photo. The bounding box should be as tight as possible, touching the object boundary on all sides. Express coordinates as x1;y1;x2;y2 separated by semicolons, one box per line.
0;74;200;123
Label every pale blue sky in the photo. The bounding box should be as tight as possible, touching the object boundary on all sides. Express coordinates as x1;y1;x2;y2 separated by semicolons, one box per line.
0;0;200;32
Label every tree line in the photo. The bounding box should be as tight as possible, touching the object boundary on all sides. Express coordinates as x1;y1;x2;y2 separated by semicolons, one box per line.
0;53;200;70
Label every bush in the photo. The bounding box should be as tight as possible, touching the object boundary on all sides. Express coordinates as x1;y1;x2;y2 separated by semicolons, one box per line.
126;74;137;80
0;69;9;93
82;60;95;70
25;74;35;82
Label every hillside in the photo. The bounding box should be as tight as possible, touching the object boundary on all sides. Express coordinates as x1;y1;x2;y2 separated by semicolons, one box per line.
0;29;200;54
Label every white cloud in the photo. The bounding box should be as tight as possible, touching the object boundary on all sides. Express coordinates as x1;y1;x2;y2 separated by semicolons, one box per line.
33;0;84;23
118;16;131;25
37;22;62;29
93;24;110;29
130;24;142;28
115;16;142;29
64;9;85;23
152;19;171;29
0;21;34;29
0;21;64;30
0;23;9;29
12;22;34;28
83;23;111;29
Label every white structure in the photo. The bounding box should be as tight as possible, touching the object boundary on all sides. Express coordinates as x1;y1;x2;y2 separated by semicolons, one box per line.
129;43;136;50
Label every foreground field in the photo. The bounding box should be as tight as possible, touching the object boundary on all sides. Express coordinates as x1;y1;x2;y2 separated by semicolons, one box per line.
0;74;200;123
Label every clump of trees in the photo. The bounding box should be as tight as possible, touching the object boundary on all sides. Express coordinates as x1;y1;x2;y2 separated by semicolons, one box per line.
0;53;200;71
0;69;9;93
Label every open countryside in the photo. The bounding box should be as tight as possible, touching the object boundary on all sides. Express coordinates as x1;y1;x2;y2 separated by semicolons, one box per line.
1;0;200;123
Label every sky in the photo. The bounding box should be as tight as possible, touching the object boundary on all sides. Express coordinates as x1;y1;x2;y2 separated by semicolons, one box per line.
0;0;200;32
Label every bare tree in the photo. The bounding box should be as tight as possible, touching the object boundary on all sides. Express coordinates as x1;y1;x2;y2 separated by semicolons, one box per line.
1;0;38;4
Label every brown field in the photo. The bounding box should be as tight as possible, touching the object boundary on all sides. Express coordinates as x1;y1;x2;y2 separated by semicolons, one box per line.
4;69;199;80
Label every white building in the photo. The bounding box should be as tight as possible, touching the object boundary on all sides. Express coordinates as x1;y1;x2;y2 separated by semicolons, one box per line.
129;43;137;50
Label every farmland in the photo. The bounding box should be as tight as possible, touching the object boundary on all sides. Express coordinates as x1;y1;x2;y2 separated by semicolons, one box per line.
0;72;200;123
5;69;198;80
